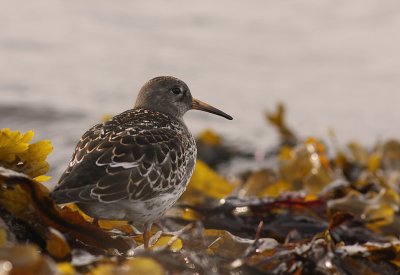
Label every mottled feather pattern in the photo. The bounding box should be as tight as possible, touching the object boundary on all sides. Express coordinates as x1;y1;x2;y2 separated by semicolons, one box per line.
52;108;196;205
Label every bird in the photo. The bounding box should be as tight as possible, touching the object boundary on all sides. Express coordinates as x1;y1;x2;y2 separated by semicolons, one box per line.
50;76;232;248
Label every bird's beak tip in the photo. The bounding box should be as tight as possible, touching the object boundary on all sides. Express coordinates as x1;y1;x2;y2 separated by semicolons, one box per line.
191;98;233;120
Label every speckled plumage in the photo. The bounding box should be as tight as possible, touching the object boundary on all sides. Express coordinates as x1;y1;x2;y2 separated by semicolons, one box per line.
51;76;231;247
52;108;196;224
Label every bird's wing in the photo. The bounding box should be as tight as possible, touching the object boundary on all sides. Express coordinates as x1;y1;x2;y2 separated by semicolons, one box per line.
57;123;107;186
51;125;190;204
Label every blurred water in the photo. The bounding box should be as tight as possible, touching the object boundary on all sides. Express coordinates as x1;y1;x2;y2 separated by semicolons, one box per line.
1;0;400;185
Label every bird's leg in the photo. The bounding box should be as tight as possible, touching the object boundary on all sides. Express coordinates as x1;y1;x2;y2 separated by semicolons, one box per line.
143;223;152;249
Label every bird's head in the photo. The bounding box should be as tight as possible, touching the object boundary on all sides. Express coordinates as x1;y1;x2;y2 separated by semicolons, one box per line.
135;76;233;120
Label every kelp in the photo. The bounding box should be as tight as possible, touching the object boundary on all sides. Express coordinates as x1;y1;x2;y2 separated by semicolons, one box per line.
0;103;399;274
0;128;53;182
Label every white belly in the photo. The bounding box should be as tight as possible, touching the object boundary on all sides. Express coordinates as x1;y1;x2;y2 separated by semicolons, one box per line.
77;186;186;225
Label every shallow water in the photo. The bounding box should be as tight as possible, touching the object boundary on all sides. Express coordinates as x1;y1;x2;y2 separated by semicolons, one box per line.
1;0;400;185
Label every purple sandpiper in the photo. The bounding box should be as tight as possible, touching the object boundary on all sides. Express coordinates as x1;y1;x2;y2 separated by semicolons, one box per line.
51;76;232;248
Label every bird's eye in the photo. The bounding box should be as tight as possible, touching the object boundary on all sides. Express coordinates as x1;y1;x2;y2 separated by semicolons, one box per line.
171;88;182;95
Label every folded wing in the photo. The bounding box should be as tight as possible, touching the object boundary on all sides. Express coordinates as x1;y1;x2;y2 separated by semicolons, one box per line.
51;123;188;204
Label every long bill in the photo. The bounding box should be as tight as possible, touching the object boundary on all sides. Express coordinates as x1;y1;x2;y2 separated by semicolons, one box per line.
191;98;233;120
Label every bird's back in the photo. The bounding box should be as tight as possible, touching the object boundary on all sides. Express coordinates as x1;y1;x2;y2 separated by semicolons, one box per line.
51;108;197;208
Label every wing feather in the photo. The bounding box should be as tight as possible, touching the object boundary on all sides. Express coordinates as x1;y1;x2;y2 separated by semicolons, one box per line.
51;121;191;204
